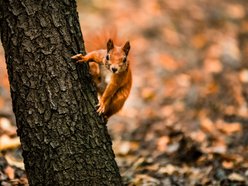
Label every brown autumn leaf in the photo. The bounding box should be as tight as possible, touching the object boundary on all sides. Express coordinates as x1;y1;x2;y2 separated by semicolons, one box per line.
202;141;227;154
143;163;160;172
4;166;15;180
220;153;244;165
131;174;160;186
0;118;17;136
10;177;29;186
159;164;178;175
0;135;20;151
222;161;234;169
113;140;139;156
141;87;156;101
191;33;208;49
158;54;179;71
157;136;170;152
205;44;222;59
216;120;241;134
163;27;181;46
5;153;25;170
225;4;245;19
228;172;246;182
165;0;186;11
199;116;217;134
239;69;248;83
205;82;219;95
203;58;223;73
161;106;174;118
189;130;207;143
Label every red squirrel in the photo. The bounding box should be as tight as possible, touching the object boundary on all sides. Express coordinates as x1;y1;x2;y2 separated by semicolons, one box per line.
72;39;132;118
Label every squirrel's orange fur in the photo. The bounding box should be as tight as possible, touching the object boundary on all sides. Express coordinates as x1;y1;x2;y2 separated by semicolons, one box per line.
72;39;132;118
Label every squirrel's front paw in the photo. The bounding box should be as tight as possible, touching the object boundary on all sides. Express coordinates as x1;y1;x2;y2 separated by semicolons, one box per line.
96;101;106;115
71;54;87;63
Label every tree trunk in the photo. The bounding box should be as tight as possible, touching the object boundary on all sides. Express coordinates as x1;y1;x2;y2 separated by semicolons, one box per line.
0;0;122;185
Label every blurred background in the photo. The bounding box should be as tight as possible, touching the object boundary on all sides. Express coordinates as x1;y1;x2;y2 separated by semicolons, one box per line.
1;0;248;185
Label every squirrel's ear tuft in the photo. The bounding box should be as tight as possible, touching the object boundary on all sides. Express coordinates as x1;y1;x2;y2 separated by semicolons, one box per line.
107;39;114;52
123;41;130;56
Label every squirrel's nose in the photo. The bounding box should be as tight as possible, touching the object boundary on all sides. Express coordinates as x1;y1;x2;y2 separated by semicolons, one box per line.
111;67;117;73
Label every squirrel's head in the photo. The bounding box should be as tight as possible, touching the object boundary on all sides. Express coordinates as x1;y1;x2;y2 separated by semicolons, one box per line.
104;39;130;74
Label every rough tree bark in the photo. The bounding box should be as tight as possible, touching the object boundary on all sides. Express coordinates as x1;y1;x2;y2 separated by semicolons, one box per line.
0;0;122;185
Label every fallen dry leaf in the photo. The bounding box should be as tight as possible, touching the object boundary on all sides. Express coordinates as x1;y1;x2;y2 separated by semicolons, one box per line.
157;136;170;152
131;174;160;186
159;164;178;175
113;140;139;156
216;120;241;134
190;131;207;143
228;172;246;182
199;116;217;134
226;3;245;19
204;58;223;73
141;87;156;101
4;166;15;180
143;163;160;172
0;118;17;136
0;135;20;151
239;69;248;83
5;154;25;170
158;54;179;71
202;145;227;154
222;161;234;169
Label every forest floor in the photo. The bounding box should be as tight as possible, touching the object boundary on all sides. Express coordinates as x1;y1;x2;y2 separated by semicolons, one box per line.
1;0;248;185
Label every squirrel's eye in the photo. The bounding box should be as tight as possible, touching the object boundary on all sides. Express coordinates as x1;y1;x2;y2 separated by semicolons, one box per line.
123;56;127;63
106;55;110;60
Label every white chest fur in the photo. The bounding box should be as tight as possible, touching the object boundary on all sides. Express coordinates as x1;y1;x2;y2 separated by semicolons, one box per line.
101;65;112;84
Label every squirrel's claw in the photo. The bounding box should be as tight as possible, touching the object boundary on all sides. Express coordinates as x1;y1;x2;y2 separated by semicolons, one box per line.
96;101;105;115
71;54;83;60
97;106;105;115
71;54;87;63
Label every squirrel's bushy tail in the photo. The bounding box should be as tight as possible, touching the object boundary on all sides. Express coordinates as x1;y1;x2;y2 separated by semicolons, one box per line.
83;27;125;52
